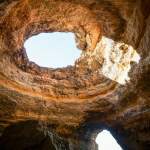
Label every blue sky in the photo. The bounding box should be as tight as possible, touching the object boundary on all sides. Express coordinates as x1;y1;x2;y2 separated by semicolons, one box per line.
24;32;81;68
24;33;122;150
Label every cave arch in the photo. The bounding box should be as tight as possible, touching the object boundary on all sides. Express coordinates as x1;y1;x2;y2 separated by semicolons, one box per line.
96;130;122;150
0;0;150;150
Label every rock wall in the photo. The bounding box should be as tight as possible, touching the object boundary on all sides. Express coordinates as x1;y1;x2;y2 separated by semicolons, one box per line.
0;0;150;150
0;120;74;150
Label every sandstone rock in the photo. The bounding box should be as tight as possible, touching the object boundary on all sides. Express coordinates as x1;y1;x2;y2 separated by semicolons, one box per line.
0;0;150;150
0;120;74;150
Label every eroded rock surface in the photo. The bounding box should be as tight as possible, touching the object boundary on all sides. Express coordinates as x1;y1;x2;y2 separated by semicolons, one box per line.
0;120;74;150
0;0;150;150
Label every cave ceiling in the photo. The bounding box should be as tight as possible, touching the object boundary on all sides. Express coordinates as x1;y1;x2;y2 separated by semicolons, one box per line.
0;0;150;150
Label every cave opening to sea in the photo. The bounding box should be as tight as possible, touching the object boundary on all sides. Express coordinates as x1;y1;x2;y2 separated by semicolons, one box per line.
96;130;122;150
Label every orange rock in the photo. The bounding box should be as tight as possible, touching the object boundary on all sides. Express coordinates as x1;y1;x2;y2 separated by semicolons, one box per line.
0;0;150;149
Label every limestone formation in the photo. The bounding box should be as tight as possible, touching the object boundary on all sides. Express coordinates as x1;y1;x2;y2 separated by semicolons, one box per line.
0;120;74;150
0;0;150;150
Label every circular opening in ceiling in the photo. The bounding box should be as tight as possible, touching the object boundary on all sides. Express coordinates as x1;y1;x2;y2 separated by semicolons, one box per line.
24;32;82;68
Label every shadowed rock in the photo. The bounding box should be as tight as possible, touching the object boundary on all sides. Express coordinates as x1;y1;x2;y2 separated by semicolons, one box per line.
0;120;74;150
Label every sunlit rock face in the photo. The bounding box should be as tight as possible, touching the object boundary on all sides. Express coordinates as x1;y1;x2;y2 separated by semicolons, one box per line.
0;0;150;150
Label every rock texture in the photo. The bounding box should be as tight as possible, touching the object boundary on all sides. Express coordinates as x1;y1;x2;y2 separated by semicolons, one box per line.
0;0;150;150
0;120;74;150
